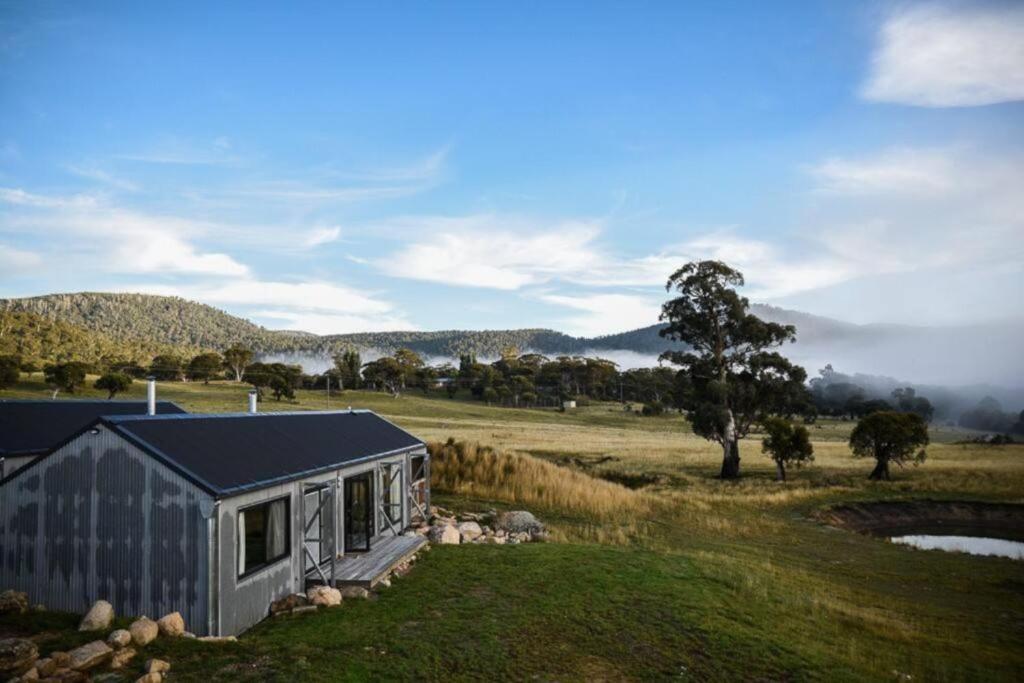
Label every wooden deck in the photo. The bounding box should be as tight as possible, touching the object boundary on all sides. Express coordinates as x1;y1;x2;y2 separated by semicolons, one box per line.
307;534;427;589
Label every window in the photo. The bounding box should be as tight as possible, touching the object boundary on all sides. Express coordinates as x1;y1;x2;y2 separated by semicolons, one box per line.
238;497;290;577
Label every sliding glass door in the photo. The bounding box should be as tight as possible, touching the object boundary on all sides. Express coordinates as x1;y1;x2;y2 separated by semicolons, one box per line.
343;473;373;553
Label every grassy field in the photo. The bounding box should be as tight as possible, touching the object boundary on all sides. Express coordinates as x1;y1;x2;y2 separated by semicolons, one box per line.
3;377;1024;681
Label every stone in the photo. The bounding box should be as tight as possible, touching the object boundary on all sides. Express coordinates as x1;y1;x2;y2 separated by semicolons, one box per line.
32;604;46;612
47;670;87;683
135;674;162;683
67;640;112;671
339;586;371;600
428;524;460;544
145;658;170;674
531;529;549;542
489;535;506;545
291;605;318;615
106;629;131;649
196;636;237;643
183;632;197;639
35;657;57;677
156;611;185;637
495;510;544;535
306;585;342;607
50;652;71;669
0;590;29;615
269;593;308;615
377;577;391;588
456;521;483;541
109;647;137;670
78;600;114;632
128;617;159;647
21;665;40;680
0;638;38;676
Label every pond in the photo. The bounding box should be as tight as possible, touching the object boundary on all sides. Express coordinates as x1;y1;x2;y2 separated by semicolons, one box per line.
890;534;1024;560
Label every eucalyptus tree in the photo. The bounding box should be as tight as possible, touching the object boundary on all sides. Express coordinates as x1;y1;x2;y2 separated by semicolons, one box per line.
660;261;809;479
849;411;929;481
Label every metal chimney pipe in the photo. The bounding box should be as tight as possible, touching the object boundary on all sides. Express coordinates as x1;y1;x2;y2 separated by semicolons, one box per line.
146;377;157;416
248;390;258;414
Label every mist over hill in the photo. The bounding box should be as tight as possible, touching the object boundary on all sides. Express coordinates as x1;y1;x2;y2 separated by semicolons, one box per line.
3;292;1021;410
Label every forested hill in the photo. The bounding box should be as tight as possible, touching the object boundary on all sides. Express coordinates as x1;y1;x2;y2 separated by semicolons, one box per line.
0;292;876;358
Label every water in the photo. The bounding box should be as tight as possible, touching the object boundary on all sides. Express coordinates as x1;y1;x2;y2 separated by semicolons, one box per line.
890;534;1024;560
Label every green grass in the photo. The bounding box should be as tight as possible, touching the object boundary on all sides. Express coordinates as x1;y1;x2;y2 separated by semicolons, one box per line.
3;378;1023;681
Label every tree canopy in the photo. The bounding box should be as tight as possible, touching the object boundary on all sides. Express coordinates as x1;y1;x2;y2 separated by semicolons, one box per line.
849;411;929;481
760;417;814;481
94;372;133;399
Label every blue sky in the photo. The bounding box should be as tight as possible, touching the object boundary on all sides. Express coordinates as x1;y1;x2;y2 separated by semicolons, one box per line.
1;1;1022;336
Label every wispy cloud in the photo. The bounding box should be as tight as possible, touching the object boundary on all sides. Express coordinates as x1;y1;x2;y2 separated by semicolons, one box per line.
0;243;42;278
539;292;662;337
64;163;139;192
301;226;342;248
862;4;1024;107
115;136;242;165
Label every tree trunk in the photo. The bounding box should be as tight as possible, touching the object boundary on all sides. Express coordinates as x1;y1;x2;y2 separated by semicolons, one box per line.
775;460;786;482
719;409;741;479
868;458;890;481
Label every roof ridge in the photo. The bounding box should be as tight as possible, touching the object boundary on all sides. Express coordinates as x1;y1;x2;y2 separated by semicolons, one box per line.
105;408;375;422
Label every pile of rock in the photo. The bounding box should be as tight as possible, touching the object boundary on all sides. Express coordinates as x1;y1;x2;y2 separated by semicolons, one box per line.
269;584;346;618
0;593;231;683
418;507;548;545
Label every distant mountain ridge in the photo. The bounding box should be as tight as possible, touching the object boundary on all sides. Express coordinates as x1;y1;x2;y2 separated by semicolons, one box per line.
1;292;855;358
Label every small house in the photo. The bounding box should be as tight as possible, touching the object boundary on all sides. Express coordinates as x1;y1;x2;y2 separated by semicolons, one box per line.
0;398;186;478
0;410;430;636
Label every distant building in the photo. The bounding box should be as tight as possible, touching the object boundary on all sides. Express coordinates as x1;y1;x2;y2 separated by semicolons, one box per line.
0;410;429;636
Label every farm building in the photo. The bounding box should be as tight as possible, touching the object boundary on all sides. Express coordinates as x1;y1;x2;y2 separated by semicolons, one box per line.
0;398;186;478
0;410;430;636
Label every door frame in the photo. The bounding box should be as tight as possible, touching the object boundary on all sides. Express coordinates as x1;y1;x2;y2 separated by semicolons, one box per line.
342;471;374;553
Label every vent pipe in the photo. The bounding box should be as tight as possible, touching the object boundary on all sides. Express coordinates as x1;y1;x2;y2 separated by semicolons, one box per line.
146;377;157;416
248;390;258;414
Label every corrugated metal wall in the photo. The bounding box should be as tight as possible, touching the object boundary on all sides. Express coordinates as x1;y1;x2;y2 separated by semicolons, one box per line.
0;425;209;633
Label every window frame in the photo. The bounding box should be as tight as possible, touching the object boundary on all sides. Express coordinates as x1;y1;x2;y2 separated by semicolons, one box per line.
237;495;292;580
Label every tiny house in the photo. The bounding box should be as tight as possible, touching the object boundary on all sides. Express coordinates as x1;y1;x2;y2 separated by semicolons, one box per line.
0;410;429;636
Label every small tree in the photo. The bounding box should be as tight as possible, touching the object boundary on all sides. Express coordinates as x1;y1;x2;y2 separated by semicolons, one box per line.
849;411;929;481
0;354;21;389
223;345;254;382
188;352;224;384
333;348;362;390
760;417;814;481
95;372;133;399
44;361;89;397
482;387;498;406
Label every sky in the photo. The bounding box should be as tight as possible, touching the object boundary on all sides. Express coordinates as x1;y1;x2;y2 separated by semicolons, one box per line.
1;1;1022;337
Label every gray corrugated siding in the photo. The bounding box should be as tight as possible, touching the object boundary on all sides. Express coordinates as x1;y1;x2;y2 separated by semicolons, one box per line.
0;426;209;634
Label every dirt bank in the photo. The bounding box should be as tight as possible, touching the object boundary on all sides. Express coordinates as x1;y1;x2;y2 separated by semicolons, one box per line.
818;500;1024;539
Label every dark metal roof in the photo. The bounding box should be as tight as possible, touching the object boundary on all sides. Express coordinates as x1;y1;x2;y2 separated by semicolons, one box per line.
0;399;187;457
102;410;424;497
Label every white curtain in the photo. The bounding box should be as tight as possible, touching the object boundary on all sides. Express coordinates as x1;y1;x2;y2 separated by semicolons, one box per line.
267;499;287;559
237;510;247;575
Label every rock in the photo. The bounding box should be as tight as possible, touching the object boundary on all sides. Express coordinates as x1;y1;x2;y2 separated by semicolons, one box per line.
339;586;370;600
428;524;460;544
109;647;137;670
145;658;170;674
47;670;87;683
156;611;185;637
291;605;318;615
183;631;196;639
32;604;46;612
106;629;132;649
456;521;483;541
0;590;29;615
306;585;342;607
377;577;391;588
135;674;162;683
489;535;506;545
196;636;237;643
129;617;159;647
67;640;112;671
35;657;56;677
414;525;431;536
495;510;544;535
531;529;549;542
0;638;38;676
270;593;309;615
50;652;71;669
78;600;114;631
21;665;40;680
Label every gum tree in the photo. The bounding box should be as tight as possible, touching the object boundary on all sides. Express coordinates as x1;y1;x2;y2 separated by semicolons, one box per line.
761;417;814;481
849;411;929;481
660;261;809;479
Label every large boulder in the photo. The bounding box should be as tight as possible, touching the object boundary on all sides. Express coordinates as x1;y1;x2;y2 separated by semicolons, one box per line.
0;638;38;676
156;611;185;637
339;586;371;600
78;600;114;631
67;640;112;671
270;593;309;615
109;647;137;670
0;590;29;615
306;585;342;607
129;617;159;647
428;524;460;544
495;510;544;535
456;521;483;542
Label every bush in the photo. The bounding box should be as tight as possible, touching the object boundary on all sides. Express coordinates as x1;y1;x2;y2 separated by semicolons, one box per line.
0;354;21;389
641;400;665;416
